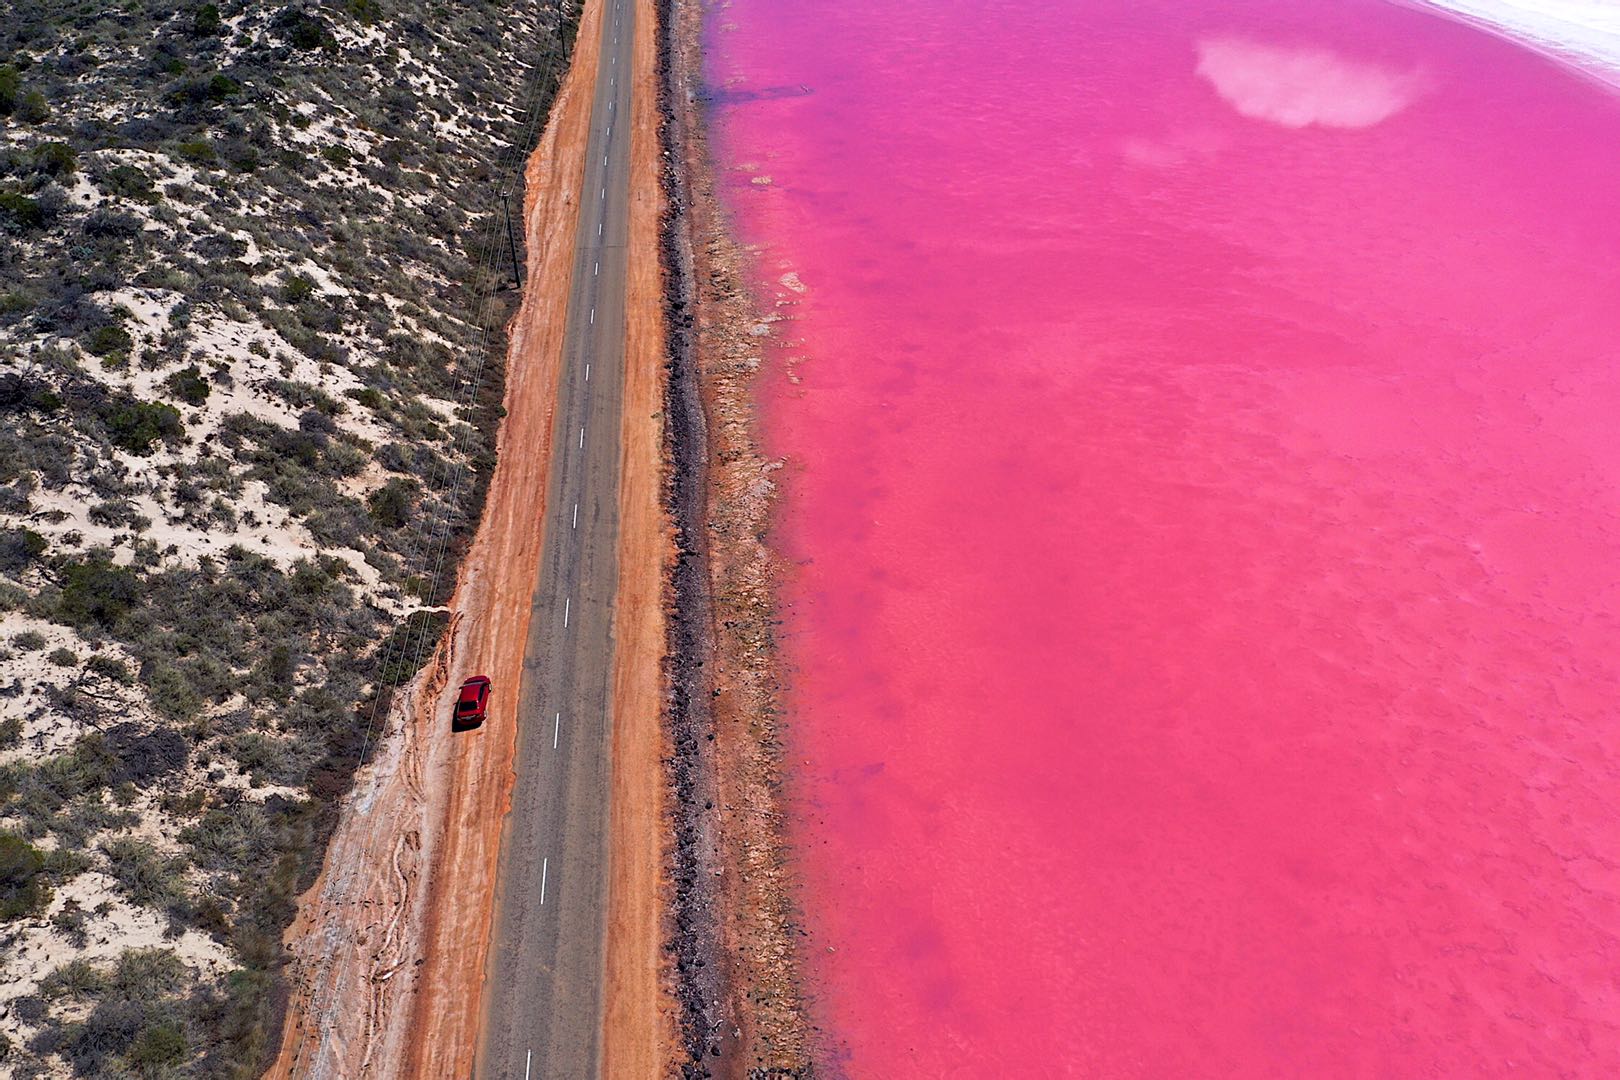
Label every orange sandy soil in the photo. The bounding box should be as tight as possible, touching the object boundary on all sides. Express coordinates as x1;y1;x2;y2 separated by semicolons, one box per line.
601;0;679;1072
264;0;673;1072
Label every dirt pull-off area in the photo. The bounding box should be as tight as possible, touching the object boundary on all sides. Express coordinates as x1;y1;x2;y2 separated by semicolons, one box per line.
660;0;816;1074
266;1;608;1074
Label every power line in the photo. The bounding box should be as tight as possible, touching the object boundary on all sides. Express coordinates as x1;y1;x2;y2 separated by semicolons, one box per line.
354;15;576;767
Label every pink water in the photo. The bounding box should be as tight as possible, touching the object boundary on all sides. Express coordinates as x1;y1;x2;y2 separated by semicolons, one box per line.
702;0;1620;1074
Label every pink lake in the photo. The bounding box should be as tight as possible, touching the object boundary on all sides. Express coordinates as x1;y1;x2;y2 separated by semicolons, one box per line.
703;0;1620;1074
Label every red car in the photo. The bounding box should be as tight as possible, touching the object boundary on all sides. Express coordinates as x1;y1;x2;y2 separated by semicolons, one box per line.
452;675;491;730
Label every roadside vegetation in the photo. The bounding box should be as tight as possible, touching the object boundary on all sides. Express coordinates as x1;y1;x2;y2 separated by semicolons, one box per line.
0;0;575;1074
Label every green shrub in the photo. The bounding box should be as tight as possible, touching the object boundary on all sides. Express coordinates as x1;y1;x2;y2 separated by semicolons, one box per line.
28;734;120;809
51;949;189;1075
145;663;201;722
89;499;143;528
0;527;47;573
346;386;386;411
101;164;158;204
253;644;296;695
58;559;142;629
100;838;187;909
32;141;76;177
87;654;133;684
176;138;215;165
42;846;92;880
47;647;78;667
191;3;222;36
17;89;48;124
282;273;315;303
367;478;416;529
0;65;19;115
0;832;51;920
224;142;261;172
163;365;211;406
305;502;369;547
274;8;334;50
53;898;89;945
0;373;56;414
110;948;186;999
181;805;271;869
129;1020;188;1069
13;629;45;651
86;324;134;358
226;732;307;786
0;192;45;231
345;0;383;24
99;398;184;455
39;958;106;1000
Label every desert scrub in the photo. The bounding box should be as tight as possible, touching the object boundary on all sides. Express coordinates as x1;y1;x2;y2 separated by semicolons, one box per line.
29;947;209;1077
0;0;580;1072
0;831;51;919
100;838;189;910
163;364;211;406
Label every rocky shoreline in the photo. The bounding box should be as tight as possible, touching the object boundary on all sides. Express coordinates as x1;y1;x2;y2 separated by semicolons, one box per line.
658;0;816;1075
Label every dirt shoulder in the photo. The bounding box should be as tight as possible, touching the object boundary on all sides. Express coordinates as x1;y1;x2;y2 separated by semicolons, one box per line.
264;2;605;1074
660;0;816;1073
598;0;682;1074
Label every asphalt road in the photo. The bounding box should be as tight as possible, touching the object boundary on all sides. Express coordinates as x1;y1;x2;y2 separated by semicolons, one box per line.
475;2;636;1076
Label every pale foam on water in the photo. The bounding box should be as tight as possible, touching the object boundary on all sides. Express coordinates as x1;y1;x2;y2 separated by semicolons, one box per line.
1415;0;1620;86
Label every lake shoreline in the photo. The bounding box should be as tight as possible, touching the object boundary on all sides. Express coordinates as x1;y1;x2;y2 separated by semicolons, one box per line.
659;0;816;1073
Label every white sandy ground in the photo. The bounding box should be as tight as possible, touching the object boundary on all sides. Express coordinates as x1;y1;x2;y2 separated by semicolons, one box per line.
0;613;139;760
0;871;232;1015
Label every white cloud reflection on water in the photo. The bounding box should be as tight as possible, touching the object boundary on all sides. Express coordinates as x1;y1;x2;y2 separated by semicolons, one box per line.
1194;36;1427;127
